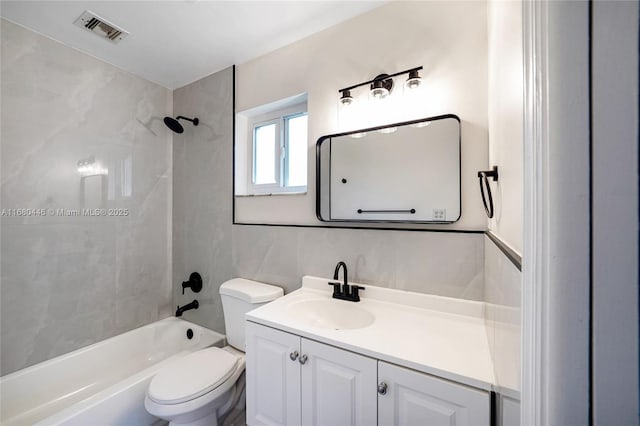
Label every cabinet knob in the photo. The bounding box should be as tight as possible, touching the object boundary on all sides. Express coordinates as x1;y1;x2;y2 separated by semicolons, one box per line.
289;351;299;361
299;354;308;365
377;382;388;395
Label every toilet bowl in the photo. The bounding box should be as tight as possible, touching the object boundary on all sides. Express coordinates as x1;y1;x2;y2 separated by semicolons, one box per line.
144;279;283;426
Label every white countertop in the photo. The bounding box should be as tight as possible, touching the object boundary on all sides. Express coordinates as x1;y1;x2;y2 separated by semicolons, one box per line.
246;276;495;391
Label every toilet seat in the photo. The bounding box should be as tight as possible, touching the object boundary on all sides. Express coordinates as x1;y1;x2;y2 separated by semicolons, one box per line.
144;278;282;425
145;348;246;424
148;347;238;404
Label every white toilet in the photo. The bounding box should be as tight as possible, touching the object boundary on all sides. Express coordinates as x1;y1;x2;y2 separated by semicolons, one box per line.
144;278;283;426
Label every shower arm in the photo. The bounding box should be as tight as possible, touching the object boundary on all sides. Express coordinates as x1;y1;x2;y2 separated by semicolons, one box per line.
176;116;199;125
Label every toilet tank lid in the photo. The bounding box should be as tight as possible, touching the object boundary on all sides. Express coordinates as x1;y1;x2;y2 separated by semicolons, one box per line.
219;278;284;303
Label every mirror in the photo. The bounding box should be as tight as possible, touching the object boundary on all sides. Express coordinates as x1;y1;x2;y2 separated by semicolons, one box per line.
316;115;461;224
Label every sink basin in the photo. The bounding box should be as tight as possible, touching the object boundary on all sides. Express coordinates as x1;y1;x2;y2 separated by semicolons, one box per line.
286;299;374;330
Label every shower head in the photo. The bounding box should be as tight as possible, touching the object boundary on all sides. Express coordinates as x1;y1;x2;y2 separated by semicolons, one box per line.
164;117;184;134
164;116;199;134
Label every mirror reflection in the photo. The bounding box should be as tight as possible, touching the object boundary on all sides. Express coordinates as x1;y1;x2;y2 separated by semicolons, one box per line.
316;115;461;224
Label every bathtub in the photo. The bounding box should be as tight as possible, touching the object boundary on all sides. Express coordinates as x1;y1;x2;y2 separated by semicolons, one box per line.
0;317;224;425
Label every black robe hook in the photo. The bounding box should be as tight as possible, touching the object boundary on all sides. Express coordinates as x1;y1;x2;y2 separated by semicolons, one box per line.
478;166;499;218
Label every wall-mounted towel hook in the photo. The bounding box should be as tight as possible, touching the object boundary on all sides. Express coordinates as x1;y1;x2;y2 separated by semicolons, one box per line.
477;166;499;218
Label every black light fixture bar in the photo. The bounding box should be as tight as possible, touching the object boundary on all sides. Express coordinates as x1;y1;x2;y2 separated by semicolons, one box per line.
338;66;423;93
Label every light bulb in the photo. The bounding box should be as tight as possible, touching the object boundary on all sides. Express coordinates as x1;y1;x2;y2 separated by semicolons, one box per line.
404;70;422;90
339;90;353;106
370;78;391;100
410;121;431;128
371;87;389;99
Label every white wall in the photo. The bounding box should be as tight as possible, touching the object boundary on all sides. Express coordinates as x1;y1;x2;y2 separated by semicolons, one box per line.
487;0;524;255
541;2;591;423
235;1;488;230
524;2;639;423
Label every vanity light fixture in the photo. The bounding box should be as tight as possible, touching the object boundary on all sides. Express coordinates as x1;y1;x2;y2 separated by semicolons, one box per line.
339;89;354;106
338;66;423;105
369;74;393;99
404;69;422;90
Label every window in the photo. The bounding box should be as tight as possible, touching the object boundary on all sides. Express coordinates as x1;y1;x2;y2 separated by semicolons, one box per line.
253;122;278;185
249;107;308;194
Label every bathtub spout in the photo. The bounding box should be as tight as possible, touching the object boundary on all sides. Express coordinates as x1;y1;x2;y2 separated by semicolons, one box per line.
175;300;199;317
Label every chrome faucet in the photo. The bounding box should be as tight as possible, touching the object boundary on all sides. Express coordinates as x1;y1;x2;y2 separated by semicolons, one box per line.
328;261;365;302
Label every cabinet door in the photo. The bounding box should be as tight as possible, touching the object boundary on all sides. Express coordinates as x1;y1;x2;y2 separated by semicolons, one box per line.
301;339;377;426
246;322;301;426
378;361;490;426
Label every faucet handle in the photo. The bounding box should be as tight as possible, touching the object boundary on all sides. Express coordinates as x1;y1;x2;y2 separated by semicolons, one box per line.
328;281;341;295
350;285;365;301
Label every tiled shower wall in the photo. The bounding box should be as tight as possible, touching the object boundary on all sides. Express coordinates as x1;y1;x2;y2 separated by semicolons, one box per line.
0;20;173;375
172;67;234;332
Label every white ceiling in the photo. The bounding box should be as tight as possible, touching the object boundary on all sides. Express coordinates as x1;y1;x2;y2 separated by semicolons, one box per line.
0;1;384;89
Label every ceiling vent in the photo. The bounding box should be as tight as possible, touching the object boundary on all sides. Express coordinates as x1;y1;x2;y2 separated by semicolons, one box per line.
73;11;129;44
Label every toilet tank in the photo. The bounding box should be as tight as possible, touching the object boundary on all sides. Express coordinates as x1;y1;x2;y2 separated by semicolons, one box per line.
219;278;283;351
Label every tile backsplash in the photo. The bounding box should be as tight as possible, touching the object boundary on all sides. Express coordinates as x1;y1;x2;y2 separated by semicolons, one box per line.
232;225;485;300
484;234;522;395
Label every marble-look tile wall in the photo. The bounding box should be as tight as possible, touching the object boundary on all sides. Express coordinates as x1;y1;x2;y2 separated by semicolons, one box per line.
484;235;521;397
0;20;173;375
171;65;484;335
232;225;485;301
171;67;234;332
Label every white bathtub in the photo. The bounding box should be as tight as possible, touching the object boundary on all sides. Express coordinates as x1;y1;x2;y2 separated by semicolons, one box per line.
0;317;224;425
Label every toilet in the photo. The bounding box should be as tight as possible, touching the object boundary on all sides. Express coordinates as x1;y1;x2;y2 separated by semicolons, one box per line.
144;278;283;426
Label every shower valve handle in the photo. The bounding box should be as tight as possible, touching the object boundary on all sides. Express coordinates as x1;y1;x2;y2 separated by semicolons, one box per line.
182;272;203;294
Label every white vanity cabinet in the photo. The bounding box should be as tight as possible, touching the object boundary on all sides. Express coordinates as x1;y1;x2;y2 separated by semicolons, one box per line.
246;322;301;426
246;321;377;426
378;361;490;426
246;321;490;426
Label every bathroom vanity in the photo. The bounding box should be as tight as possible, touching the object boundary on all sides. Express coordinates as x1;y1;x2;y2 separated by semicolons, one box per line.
245;276;496;426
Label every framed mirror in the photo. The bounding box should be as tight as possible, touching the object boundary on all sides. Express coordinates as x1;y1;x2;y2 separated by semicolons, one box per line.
316;114;461;224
